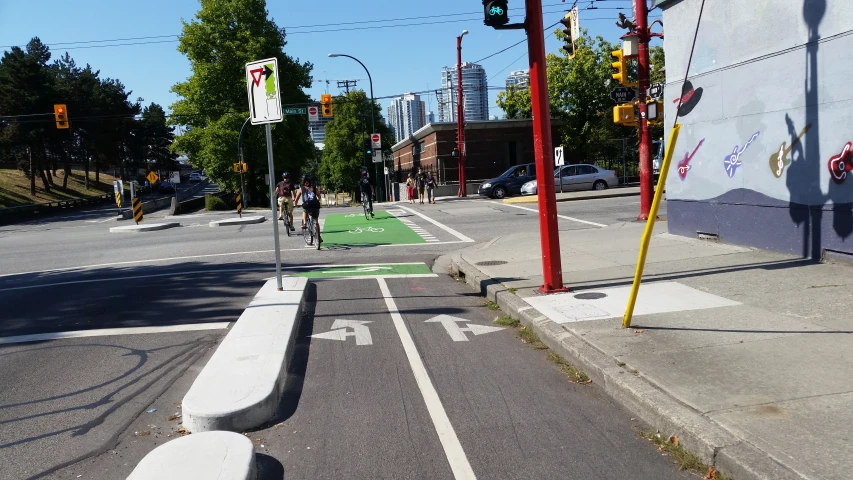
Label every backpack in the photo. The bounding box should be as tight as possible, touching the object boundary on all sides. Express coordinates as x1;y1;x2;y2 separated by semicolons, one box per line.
301;186;319;207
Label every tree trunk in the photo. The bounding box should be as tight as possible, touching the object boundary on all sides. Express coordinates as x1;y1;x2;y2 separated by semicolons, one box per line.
45;168;54;187
84;153;90;190
95;159;100;184
29;147;36;196
63;161;70;189
39;145;51;193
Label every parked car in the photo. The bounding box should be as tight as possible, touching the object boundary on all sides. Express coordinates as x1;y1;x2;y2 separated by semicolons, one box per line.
478;163;537;199
189;172;202;183
521;164;619;195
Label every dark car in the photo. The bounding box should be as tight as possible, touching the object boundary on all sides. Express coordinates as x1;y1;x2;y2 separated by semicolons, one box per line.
159;181;175;193
478;163;537;199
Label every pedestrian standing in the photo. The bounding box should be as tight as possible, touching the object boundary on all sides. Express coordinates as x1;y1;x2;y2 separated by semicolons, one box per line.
426;172;437;204
406;174;415;204
416;167;426;205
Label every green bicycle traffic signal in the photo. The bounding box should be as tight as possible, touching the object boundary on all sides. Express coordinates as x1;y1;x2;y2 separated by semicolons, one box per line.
483;0;509;27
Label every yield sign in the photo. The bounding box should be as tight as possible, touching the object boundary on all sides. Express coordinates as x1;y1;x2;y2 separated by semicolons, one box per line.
250;67;264;87
310;319;373;345
425;315;504;342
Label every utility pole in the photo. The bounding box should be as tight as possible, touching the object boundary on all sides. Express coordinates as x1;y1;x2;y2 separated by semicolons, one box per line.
456;30;468;197
635;0;653;220
337;79;358;94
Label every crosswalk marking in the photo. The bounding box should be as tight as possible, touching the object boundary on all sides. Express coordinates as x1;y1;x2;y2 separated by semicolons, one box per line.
385;209;440;242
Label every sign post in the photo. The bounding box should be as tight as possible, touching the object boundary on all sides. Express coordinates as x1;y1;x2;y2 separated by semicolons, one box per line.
554;146;565;193
371;133;382;198
246;57;285;290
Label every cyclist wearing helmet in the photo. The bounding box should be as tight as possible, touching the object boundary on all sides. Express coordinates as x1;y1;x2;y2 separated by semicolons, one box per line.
358;170;374;217
275;172;296;230
294;174;321;240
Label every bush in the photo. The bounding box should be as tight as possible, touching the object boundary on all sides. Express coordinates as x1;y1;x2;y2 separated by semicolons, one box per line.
205;194;228;211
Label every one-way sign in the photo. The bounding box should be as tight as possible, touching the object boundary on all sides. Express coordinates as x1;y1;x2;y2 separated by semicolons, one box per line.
610;87;637;104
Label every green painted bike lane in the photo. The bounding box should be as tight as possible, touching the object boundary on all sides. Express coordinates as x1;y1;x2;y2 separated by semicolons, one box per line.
294;263;433;278
320;210;425;247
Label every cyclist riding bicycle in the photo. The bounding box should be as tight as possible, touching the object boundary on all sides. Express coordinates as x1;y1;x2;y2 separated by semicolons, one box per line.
275;172;296;230
294;174;322;243
358;170;375;217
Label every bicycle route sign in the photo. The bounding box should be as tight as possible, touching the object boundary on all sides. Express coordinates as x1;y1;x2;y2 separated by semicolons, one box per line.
610;86;637;104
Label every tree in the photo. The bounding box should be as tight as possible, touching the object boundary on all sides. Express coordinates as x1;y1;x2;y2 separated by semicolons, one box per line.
495;86;531;119
318;90;393;192
140;103;178;172
170;0;314;204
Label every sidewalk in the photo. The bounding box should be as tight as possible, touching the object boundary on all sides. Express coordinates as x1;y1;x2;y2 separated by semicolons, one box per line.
450;221;852;480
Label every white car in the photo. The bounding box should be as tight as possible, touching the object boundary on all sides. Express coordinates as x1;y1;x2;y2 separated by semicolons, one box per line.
521;164;619;195
189;173;202;183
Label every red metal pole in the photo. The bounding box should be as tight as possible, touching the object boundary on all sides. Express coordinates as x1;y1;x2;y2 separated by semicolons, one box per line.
635;0;653;220
526;0;567;293
456;35;467;197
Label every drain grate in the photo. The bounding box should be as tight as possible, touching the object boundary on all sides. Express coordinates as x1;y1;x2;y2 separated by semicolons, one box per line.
573;292;607;300
475;260;508;266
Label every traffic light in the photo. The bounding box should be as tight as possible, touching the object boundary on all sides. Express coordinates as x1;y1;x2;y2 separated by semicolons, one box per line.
611;49;627;86
321;93;333;117
233;162;247;173
559;14;575;58
54;104;69;129
483;0;509;27
363;138;372;155
451;147;460;158
613;103;637;126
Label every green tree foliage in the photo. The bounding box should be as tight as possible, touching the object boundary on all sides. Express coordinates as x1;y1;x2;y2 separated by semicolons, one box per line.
318;90;393;192
495;86;531;119
170;0;314;205
0;38;164;198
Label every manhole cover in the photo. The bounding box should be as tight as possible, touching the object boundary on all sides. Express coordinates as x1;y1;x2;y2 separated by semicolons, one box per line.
475;260;508;266
574;292;607;300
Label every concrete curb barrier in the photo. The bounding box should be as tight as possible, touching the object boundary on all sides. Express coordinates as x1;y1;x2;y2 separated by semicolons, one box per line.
209;215;266;227
444;251;803;480
182;276;308;433
109;222;180;233
503;188;641;204
127;431;256;480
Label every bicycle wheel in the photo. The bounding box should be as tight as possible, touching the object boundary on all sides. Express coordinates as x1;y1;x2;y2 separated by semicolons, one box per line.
303;218;313;246
283;212;291;237
314;220;321;250
362;193;369;220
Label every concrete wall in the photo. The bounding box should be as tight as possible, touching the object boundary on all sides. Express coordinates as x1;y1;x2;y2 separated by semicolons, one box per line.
661;0;853;257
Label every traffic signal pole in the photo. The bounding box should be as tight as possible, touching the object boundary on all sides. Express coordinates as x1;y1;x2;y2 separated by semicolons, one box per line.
456;33;467;197
635;0;653;220
526;0;567;293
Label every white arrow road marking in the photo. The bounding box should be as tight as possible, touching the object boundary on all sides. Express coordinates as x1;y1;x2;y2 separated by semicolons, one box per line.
310;319;373;345
316;266;393;274
425;315;504;342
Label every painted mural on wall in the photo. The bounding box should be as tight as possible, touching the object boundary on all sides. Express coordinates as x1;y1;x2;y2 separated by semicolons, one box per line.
769;123;811;178
828;142;853;184
677;139;704;180
673;80;703;117
723;132;760;178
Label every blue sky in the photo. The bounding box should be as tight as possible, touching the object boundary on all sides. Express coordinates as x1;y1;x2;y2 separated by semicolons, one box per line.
0;0;660;121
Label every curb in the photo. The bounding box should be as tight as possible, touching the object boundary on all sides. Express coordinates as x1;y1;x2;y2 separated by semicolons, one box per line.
209;215;266;227
109;222;180;233
448;252;804;480
503;189;640;204
182;276;308;433
127;431;256;480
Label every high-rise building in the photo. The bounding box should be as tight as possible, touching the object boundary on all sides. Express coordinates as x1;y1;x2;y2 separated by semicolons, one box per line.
438;63;489;122
309;112;333;145
425;111;435;125
387;93;426;142
505;69;529;89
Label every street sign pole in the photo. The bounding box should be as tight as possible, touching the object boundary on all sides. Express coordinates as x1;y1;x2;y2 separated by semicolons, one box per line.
265;123;283;290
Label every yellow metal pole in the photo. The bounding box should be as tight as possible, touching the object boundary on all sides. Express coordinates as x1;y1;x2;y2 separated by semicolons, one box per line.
622;123;681;328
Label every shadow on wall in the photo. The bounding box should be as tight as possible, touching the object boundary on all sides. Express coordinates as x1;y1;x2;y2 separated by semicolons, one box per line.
787;0;853;258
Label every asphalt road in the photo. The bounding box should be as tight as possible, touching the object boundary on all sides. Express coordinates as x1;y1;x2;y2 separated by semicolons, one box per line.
0;194;687;479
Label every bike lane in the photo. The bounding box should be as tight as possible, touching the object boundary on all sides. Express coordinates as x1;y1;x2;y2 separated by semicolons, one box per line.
321;211;425;247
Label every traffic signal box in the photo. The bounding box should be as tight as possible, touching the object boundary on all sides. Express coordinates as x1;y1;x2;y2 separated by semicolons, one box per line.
611;50;627;86
321;94;333;117
54;104;69;129
559;14;575;58
613;101;665;126
483;0;509;27
233;162;247;173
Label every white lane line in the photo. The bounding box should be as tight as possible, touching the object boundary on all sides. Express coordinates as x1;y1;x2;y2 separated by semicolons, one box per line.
376;278;477;479
394;206;475;243
498;202;607;228
0;323;230;345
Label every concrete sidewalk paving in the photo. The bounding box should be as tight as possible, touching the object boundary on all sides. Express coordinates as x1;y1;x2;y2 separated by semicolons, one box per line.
450;221;853;480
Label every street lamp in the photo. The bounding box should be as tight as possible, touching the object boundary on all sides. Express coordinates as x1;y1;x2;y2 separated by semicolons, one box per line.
328;53;383;201
456;30;468;197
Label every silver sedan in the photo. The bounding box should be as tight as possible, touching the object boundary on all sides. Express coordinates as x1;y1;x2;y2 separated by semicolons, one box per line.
521;164;620;195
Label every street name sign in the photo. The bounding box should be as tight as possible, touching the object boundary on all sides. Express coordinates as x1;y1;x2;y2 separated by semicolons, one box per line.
283;107;306;115
610;86;637;104
245;57;283;125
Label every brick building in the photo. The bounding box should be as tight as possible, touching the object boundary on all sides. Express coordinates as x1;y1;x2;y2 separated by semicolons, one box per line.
390;119;564;184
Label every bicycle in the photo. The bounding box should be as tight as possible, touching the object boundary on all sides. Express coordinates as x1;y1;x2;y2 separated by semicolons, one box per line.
303;213;321;250
361;192;371;220
281;203;292;237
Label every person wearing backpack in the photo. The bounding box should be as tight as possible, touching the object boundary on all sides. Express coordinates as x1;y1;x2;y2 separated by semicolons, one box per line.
294;174;322;243
426;172;437;204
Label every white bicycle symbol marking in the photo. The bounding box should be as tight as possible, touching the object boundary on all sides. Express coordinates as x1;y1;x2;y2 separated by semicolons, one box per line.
348;227;384;234
344;213;359;217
